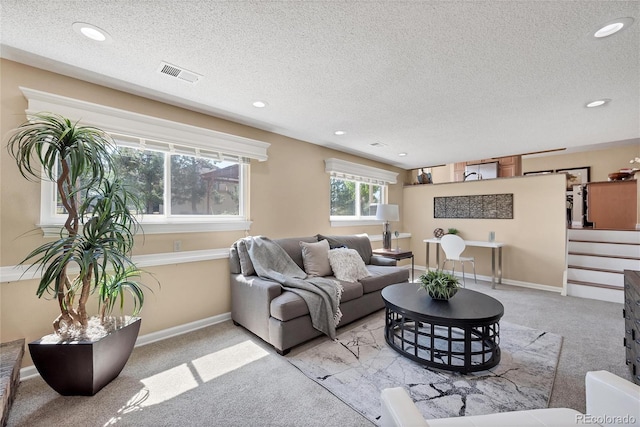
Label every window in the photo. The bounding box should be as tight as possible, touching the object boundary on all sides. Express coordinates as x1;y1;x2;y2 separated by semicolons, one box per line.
325;158;398;226
23;87;270;235
330;178;383;218
49;144;246;233
113;147;242;216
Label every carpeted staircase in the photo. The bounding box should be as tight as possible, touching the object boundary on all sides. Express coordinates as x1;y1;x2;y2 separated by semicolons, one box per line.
567;229;640;303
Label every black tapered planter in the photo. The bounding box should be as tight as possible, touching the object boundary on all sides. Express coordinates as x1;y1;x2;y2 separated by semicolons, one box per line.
28;318;141;396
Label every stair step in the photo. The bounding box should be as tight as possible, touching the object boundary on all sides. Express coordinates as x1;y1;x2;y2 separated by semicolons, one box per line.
567;265;623;274
566;281;624;304
567;268;623;286
566;279;622;290
569;239;640;246
568;253;640;271
568;251;640;261
568;229;640;244
568;242;640;258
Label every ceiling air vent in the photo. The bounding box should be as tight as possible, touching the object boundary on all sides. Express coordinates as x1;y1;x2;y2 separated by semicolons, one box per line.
157;61;202;84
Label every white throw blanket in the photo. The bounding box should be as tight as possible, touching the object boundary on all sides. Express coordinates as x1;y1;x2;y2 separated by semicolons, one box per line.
237;237;343;339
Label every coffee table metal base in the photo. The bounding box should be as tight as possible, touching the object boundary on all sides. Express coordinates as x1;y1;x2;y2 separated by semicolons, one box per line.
384;308;501;373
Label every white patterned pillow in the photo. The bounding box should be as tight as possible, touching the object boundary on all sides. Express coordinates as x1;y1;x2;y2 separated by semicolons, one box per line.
328;248;371;282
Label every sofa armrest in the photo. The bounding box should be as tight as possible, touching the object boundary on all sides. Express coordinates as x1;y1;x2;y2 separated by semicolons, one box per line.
231;274;282;342
585;370;640;426
371;255;398;266
380;387;430;427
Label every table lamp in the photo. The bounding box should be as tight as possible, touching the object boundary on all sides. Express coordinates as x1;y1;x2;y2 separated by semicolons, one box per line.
376;204;399;250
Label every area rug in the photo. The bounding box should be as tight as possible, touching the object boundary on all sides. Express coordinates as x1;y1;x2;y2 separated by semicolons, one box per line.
287;312;562;425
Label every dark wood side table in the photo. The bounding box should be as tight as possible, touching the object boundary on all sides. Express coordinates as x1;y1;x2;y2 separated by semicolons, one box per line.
372;248;414;282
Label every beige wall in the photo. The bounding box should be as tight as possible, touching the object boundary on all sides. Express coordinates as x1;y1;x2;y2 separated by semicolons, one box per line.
0;59;405;366
403;174;567;288
408;142;640;186
522;142;640;182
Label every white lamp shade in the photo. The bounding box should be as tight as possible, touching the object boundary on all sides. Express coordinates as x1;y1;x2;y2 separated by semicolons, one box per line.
376;204;399;221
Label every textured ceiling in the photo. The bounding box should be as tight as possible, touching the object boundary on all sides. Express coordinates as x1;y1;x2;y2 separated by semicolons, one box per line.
1;1;639;169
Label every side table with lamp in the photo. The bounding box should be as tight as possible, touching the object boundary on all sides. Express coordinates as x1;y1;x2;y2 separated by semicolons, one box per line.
374;204;414;281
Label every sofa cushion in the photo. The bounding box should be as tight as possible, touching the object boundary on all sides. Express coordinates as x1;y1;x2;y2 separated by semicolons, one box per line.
328;248;371;282
317;234;373;264
360;265;410;294
270;280;363;322
273;236;318;270
300;239;332;277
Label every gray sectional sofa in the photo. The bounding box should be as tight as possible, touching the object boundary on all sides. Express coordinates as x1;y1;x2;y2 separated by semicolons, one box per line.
230;234;410;354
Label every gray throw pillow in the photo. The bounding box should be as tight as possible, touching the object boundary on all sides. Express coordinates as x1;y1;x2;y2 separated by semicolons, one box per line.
300;239;332;277
317;234;373;264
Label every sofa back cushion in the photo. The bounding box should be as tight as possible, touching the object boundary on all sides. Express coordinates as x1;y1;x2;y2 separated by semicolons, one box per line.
317;234;373;265
273;236;318;270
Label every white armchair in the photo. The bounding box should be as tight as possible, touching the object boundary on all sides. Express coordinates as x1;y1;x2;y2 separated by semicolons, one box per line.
380;370;640;427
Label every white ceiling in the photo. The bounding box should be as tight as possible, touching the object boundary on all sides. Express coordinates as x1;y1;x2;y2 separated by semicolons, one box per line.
1;1;639;170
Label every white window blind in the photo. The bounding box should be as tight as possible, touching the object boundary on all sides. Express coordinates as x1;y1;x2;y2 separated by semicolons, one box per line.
20;87;270;163
325;158;398;185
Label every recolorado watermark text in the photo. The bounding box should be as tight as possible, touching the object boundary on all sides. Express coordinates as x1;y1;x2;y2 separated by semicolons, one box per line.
576;414;637;424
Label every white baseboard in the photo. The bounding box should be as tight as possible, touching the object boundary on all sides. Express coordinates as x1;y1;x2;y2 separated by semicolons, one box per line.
20;312;232;381
413;265;563;293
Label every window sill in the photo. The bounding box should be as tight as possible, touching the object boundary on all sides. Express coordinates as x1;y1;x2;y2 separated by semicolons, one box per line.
329;218;383;227
38;220;252;237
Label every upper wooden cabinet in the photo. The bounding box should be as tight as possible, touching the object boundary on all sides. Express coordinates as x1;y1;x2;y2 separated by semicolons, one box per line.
498;156;522;177
453;155;522;181
453;162;466;182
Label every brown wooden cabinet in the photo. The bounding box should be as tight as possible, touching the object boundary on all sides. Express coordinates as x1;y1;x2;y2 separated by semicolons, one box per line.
453;162;466;182
453;156;522;181
587;180;637;230
498;156;522;178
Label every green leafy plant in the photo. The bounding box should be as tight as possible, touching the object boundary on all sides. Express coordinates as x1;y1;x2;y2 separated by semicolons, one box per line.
7;113;153;338
447;228;459;235
418;270;460;300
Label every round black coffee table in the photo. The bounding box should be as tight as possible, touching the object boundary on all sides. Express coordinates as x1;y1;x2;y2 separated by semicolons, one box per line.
381;283;504;373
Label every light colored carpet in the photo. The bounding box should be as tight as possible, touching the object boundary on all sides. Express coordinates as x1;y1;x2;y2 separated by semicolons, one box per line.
7;277;629;426
287;313;562;425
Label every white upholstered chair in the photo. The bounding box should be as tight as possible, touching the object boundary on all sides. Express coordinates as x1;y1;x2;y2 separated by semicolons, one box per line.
440;234;476;286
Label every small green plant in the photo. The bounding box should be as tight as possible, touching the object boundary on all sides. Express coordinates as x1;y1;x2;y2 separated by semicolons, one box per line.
418;270;460;300
447;228;459;235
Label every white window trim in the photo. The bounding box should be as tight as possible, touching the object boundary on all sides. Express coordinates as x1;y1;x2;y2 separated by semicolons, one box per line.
23;87;263;235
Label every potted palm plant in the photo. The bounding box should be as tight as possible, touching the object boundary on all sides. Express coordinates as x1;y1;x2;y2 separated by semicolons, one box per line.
7;113;152;395
418;270;460;300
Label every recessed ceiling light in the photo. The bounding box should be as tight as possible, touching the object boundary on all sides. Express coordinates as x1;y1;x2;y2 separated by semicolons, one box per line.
72;22;112;43
586;99;611;108
593;17;634;38
334;130;346;136
398;152;407;157
252;101;267;108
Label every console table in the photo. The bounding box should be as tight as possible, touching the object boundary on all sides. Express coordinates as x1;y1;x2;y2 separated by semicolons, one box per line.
382;283;504;373
424;238;505;288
